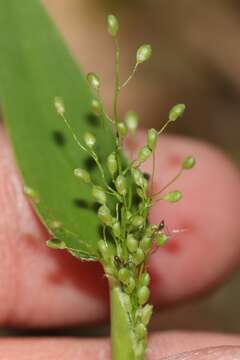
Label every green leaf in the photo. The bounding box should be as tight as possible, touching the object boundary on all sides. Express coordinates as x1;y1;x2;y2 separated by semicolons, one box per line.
0;0;117;260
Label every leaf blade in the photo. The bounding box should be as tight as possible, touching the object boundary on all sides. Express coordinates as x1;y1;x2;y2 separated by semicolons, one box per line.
0;0;116;259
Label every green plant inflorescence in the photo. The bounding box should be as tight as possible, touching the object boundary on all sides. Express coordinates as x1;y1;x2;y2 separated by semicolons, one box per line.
52;14;195;360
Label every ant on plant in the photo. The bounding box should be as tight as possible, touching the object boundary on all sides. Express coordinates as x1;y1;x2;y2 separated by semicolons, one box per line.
158;219;187;235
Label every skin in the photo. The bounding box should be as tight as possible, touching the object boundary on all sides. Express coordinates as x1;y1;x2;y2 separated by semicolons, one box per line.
0;124;240;359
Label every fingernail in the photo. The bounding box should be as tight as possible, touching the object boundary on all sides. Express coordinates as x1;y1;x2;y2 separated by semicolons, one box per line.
160;346;240;360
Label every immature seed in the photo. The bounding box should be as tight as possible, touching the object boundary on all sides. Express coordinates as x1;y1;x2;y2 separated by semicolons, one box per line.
92;186;107;204
136;44;152;64
140;272;150;287
169;104;186;122
87;72;100;91
115;175;127;196
182;155;196;170
147;128;158;150
140;236;152;252
117;122;128;138
54;97;65;115
118;268;131;284
84;132;96;148
97;205;113;226
156;233;168;246
126;277;136;294
138;146;152;162
107;14;119;37
131;215;145;228
137;285;150;305
74;168;91;183
112;220;121;238
141;304;153;326
136;323;147;339
133;248;145;265
91;99;102;116
163;191;182;203
127;234;138;253
107;152;118;176
131;168;145;187
125;111;139;135
98;239;112;261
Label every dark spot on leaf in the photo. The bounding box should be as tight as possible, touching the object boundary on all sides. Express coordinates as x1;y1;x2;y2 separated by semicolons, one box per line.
73;198;89;209
84;156;97;171
86;112;99;127
92;202;100;213
143;172;150;181
52;130;66;146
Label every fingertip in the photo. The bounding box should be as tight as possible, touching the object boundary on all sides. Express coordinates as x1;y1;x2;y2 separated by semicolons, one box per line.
1;123;240;327
0;332;239;359
145;134;240;304
0;126;108;327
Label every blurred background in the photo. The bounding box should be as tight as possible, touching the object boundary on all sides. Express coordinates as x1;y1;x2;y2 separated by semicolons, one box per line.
2;0;239;337
44;0;240;162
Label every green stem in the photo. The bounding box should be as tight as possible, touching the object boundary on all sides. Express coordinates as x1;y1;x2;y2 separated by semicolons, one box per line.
110;285;144;360
113;38;120;124
121;63;138;89
152;168;183;197
158;119;171;135
113;37;123;174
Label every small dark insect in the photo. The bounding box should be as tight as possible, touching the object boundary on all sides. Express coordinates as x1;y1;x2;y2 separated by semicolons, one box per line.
114;256;133;268
114;255;123;268
158;220;165;231
143;172;150;181
158;219;188;237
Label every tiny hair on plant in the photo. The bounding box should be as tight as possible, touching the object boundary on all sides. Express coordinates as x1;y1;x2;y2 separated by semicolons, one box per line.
51;14;196;360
